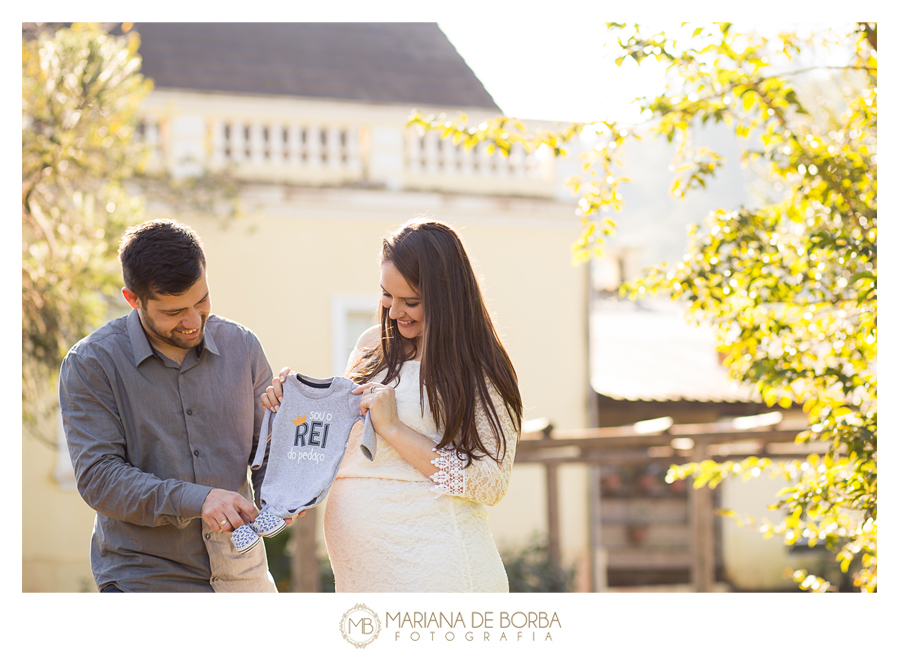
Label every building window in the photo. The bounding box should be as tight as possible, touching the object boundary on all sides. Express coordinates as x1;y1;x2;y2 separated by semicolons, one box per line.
331;295;379;375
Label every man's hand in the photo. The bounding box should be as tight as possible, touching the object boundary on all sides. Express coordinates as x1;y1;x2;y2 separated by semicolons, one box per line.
201;489;259;532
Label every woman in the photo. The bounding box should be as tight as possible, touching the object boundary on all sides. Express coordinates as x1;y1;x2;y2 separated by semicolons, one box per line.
262;218;522;592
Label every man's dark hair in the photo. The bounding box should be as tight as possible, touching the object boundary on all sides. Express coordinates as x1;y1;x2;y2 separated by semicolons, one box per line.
118;219;206;302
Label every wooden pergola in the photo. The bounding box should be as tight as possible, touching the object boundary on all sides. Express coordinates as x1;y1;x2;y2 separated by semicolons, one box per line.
285;416;822;593
516;417;823;592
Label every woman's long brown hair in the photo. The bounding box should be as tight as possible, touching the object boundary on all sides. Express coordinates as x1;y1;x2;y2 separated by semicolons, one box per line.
350;218;523;465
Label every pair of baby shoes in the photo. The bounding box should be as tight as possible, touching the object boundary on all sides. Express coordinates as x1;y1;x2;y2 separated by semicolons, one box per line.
230;510;288;553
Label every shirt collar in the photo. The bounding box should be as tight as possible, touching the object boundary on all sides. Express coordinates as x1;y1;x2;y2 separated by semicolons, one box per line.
201;320;220;357
127;308;155;366
127;308;220;365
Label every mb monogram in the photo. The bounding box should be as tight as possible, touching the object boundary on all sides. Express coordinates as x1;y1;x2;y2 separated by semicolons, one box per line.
340;604;381;648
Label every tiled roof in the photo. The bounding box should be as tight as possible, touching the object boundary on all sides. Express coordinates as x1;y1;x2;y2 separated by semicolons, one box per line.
590;295;759;403
127;22;500;110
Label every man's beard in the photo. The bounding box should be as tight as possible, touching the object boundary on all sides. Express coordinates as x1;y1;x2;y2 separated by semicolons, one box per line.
143;313;208;350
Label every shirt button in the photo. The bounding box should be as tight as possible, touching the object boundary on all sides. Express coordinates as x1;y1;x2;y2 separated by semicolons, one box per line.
186;409;193;416
194;450;200;456
205;534;211;539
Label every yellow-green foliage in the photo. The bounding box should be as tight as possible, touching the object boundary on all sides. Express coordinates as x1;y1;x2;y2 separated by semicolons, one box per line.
22;23;152;421
410;22;876;592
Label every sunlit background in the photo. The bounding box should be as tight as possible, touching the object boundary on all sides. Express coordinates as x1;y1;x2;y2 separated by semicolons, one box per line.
19;12;881;648
439;19;669;123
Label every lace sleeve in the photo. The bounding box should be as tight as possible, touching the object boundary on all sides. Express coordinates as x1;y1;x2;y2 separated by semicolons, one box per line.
429;385;519;506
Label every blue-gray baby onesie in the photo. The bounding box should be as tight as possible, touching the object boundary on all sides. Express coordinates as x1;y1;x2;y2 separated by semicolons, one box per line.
251;373;377;518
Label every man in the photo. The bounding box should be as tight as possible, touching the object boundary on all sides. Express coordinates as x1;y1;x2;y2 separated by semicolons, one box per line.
60;219;281;592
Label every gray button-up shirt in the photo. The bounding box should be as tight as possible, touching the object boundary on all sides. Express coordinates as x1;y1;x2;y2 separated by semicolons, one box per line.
59;310;277;592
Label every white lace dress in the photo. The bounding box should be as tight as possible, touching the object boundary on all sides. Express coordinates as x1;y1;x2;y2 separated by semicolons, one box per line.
324;360;517;592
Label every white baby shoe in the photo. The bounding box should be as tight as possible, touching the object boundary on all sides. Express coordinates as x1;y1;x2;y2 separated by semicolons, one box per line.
231;523;261;553
250;510;287;538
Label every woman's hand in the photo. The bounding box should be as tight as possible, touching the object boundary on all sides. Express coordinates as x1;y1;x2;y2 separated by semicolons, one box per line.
260;366;292;412
353;382;402;441
352;382;439;478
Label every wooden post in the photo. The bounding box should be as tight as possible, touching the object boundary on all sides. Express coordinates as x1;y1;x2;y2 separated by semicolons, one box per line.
588;463;607;592
689;439;715;592
546;464;561;570
290;507;321;593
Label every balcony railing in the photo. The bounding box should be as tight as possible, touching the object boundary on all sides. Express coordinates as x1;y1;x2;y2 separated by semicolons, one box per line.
405;129;538;178
209;119;363;183
136;119;163;170
137;109;558;198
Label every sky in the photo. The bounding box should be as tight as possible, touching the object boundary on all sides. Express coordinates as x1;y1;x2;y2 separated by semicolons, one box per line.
437;19;671;124
436;18;865;125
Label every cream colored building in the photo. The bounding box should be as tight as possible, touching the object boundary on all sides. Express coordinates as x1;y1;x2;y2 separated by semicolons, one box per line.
23;23;592;592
